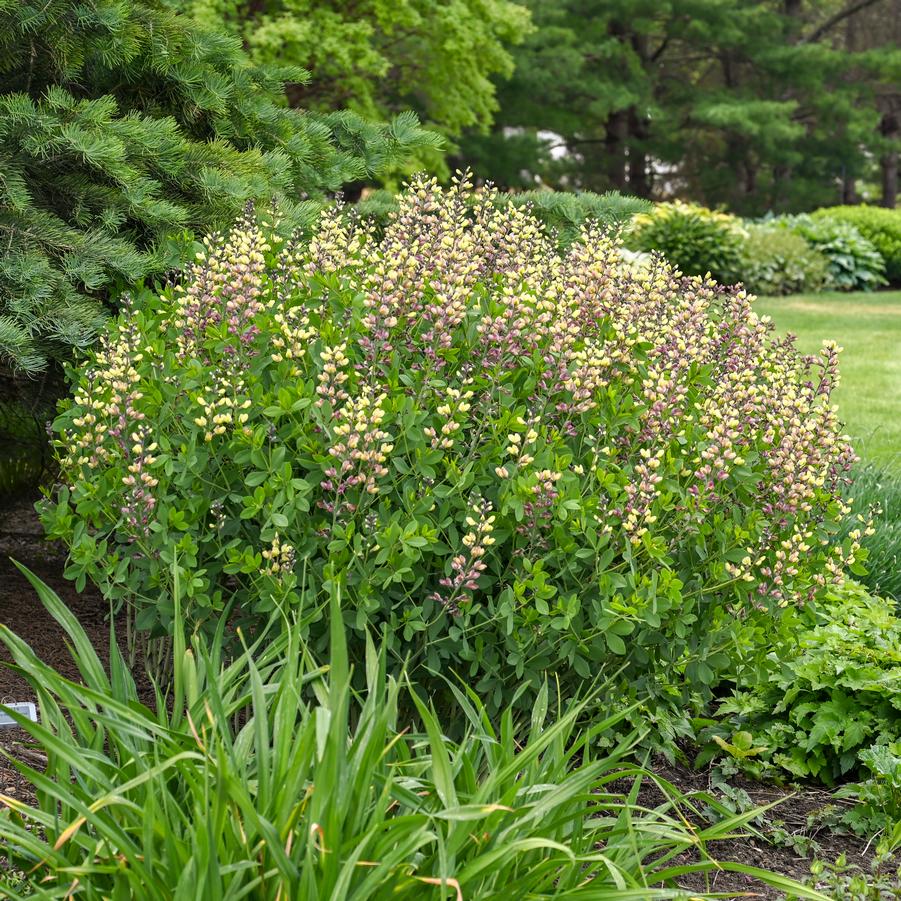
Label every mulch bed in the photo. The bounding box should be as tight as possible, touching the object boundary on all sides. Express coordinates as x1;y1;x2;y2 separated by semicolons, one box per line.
633;761;880;898
0;495;892;898
0;496;150;809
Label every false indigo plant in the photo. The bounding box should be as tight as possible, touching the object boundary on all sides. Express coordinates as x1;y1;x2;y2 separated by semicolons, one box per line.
42;175;862;719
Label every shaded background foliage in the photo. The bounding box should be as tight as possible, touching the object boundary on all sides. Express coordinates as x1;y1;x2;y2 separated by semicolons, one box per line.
178;0;532;176
2;0;899;379
454;0;901;214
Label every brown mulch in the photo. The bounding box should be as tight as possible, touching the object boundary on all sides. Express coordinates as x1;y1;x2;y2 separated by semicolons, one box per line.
0;496;147;809
626;759;879;898
0;495;893;898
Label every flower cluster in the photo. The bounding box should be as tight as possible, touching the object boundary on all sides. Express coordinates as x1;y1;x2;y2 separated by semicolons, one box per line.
431;500;496;615
63;313;146;471
505;425;539;467
172;206;270;364
262;533;296;577
194;373;252;443
319;388;393;515
119;425;159;537
517;469;562;542
315;342;351;409
271;305;316;374
45;175;861;718
616;447;665;544
424;387;474;451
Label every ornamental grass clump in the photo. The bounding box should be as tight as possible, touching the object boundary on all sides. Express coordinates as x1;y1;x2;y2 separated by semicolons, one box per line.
0;569;833;900
43;175;861;715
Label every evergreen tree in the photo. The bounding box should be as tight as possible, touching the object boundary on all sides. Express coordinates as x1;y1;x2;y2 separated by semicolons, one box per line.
456;0;901;214
834;0;901;206
0;0;438;372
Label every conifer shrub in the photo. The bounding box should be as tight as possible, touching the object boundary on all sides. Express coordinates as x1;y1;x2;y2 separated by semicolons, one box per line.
42;176;862;717
0;0;436;372
626;201;747;284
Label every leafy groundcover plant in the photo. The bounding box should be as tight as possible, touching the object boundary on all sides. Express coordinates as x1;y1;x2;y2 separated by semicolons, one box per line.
0;568;832;900
42;175;861;723
706;582;901;786
626;200;747;284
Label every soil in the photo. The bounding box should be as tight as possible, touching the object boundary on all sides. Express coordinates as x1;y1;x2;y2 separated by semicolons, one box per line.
0;497;152;810
0;496;893;898
632;760;887;898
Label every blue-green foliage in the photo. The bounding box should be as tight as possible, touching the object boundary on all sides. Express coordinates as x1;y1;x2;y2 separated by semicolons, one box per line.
813;207;901;286
0;0;437;371
775;215;886;292
841;465;901;603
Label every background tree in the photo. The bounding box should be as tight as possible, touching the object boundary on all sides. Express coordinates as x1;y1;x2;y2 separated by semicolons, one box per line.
178;0;533;174
456;0;901;213
833;0;901;206
0;0;437;373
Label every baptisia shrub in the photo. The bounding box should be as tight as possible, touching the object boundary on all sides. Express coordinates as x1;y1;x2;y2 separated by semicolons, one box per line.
43;176;861;715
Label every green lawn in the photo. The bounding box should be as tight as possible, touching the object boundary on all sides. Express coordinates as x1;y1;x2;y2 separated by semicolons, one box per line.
754;291;901;471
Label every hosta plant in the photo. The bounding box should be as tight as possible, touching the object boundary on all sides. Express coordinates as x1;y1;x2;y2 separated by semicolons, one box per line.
42;175;861;717
778;215;886;292
813;206;901;285
626;200;747;284
0;569;832;900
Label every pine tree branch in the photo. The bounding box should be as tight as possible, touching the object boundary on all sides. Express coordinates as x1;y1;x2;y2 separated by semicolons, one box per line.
650;36;671;63
801;0;885;44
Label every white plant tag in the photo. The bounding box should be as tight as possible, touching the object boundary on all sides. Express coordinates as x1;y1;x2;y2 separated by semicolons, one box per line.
0;702;38;728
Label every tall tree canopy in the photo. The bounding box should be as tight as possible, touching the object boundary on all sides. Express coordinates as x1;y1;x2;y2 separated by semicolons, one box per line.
0;0;437;372
178;0;532;170
457;0;901;213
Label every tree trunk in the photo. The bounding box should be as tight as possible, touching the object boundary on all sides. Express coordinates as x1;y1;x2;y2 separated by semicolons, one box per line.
879;108;899;207
743;160;758;197
881;149;899;208
603;111;628;191
627;109;651;197
626;32;651;197
842;168;859;204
